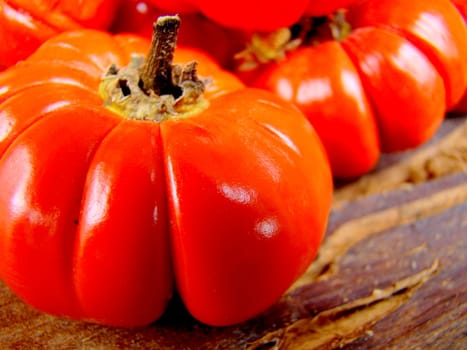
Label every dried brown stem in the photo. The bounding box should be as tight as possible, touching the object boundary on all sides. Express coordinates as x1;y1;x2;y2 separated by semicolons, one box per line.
140;15;181;96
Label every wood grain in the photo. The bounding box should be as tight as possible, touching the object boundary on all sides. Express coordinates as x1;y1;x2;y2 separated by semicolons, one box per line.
0;117;466;349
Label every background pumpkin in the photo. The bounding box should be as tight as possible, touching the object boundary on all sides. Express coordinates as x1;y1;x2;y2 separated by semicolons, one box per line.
237;0;467;178
450;0;467;113
110;0;248;69
0;0;120;70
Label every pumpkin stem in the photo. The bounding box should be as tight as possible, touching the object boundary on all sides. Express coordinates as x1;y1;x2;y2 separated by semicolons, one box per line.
234;28;302;71
140;15;181;96
235;10;352;71
98;15;208;122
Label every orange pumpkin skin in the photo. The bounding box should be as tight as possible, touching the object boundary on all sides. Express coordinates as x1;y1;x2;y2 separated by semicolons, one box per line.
0;30;333;327
242;0;466;179
0;0;120;70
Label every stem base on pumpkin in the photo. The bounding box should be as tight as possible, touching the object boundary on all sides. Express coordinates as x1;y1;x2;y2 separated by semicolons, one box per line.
98;15;209;122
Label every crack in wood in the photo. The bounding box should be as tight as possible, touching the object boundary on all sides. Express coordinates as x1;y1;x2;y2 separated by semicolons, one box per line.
248;261;439;350
291;183;467;289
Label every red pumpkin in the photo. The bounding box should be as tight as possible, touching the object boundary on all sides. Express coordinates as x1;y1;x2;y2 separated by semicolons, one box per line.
450;0;467;113
146;0;361;31
305;0;358;16
238;0;467;178
110;0;248;69
0;17;332;327
0;0;120;70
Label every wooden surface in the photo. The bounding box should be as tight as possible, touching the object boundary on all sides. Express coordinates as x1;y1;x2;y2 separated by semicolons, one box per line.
0;116;466;349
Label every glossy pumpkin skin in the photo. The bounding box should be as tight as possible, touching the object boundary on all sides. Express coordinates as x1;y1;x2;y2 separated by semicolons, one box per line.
0;0;119;70
348;0;467;111
0;30;333;327
246;0;466;179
